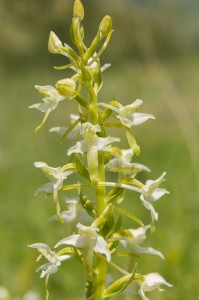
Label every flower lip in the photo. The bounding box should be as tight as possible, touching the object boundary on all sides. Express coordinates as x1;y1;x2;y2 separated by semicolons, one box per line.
137;272;172;300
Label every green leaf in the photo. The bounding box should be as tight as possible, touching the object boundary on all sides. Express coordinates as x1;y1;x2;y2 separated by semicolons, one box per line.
104;273;134;298
74;153;90;180
113;205;144;227
126;129;140;156
80;194;96;218
101;203;115;237
106;187;125;203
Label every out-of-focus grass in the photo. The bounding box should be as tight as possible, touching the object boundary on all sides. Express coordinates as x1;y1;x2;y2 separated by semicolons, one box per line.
1;53;199;299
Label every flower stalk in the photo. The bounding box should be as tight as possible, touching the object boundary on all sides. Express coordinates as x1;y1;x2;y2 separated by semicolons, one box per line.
29;1;172;300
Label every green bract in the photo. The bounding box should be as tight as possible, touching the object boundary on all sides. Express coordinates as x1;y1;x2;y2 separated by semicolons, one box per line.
29;1;172;299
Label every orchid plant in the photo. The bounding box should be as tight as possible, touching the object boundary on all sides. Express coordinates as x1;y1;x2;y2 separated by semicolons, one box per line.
29;1;172;299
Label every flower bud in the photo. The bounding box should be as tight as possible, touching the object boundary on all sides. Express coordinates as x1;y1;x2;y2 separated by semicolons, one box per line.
73;0;84;21
48;31;63;54
99;15;112;36
56;78;76;98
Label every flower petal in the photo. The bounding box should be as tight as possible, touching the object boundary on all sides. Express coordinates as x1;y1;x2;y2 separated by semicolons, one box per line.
29;103;49;113
95;235;111;261
28;243;51;252
133;245;165;259
54;234;80;248
35;182;54;195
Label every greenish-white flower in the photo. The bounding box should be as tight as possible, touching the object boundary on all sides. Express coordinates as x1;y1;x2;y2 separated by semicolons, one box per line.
23;290;40;300
0;286;10;300
67;122;120;183
73;0;84;21
48;198;92;227
48;31;63;54
118;226;164;259
55;223;111;260
49;114;81;138
34;162;73;194
100;99;155;128
29;85;65;132
55;78;76;98
140;172;169;221
28;243;70;278
116;99;155;128
34;162;74;223
99;15;112;36
105;148;150;174
55;223;111;280
137;273;172;300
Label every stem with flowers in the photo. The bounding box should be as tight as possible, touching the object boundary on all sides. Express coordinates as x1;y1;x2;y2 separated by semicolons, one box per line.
28;1;172;300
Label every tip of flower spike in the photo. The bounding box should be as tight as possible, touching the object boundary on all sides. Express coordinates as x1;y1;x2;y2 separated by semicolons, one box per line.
73;0;84;21
55;78;76;98
48;31;63;54
99;15;112;36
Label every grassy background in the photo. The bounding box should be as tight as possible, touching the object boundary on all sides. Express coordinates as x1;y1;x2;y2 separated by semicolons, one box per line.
1;0;199;299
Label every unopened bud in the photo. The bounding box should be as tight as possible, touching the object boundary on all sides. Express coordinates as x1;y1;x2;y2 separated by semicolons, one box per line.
73;0;84;21
56;78;76;98
48;31;63;54
99;15;112;36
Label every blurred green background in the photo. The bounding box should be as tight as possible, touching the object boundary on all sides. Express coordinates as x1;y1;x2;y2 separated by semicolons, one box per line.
1;0;199;299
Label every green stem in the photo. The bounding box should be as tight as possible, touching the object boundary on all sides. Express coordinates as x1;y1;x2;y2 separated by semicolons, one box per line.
94;153;107;300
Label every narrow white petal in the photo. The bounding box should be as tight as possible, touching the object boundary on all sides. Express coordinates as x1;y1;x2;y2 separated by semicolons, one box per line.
140;195;159;221
151;188;169;202
35;85;57;95
129;112;155;126
67;141;85;155
94;236;111;261
55;234;80;248
97;136;120;150
138;287;149;300
29;103;49;113
28;243;51;252
143;273;173;289
49;126;67;135
35;182;54;195
133;245;165;259
59;255;71;262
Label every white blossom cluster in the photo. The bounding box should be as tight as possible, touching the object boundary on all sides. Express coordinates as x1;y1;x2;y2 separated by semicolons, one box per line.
29;1;172;299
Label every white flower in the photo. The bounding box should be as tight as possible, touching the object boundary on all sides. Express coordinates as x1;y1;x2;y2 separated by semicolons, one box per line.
48;198;81;223
105;148;150;174
48;198;92;227
118;226;164;259
116;99;155;128
140;172;169;221
23;290;40;300
0;286;10;300
29;85;65;132
100;99;155;128
55;223;111;260
67;122;120;183
137;273;172;300
34;162;73;193
34;162;74;222
55;223;111;280
28;243;70;278
49;114;81;139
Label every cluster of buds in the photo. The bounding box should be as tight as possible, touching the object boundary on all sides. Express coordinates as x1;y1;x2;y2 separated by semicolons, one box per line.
29;1;172;299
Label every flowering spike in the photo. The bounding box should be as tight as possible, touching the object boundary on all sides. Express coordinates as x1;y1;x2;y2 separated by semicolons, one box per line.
29;2;171;300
